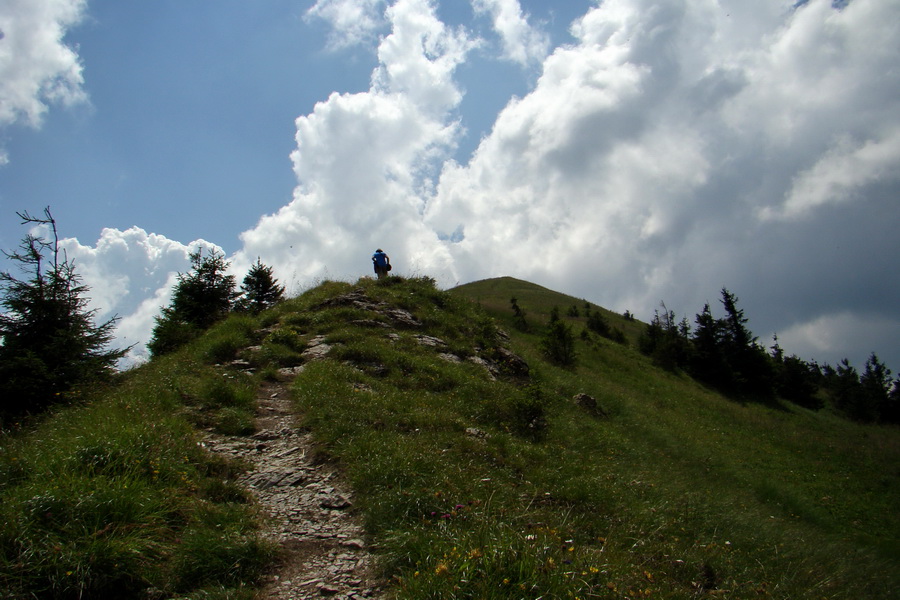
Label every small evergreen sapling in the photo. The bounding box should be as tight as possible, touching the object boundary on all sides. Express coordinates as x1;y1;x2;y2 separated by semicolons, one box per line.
237;258;285;314
541;306;576;366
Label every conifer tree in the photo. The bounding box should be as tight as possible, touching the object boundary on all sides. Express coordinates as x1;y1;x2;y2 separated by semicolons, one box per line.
885;377;900;424
0;208;127;417
509;297;529;331
541;307;576;366
830;359;866;421
639;305;690;370
690;302;730;387
716;289;774;396
237;258;285;314
148;248;238;356
859;353;892;422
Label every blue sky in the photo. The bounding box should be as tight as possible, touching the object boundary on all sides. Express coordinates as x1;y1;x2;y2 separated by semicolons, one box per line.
1;0;899;372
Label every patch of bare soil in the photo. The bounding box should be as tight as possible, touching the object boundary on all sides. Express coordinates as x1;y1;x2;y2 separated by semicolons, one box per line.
202;379;387;600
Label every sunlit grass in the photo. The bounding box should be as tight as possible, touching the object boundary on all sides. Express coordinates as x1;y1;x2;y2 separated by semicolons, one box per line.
0;342;275;598
285;275;900;598
2;274;896;599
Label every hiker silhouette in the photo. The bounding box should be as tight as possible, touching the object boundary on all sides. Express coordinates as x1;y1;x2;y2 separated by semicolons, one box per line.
372;248;391;279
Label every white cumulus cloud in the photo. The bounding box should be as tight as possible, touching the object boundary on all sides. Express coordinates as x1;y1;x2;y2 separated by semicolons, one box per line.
764;128;900;220
472;0;549;66
44;0;900;371
60;228;223;365
0;0;87;163
306;0;387;50
425;0;900;368
236;0;476;286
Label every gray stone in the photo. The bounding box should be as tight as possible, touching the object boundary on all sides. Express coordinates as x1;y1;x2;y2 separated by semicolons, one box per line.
465;427;487;439
278;365;306;377
414;334;447;347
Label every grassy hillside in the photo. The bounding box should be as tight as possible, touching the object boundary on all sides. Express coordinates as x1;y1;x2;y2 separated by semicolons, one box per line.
1;275;898;599
450;277;900;595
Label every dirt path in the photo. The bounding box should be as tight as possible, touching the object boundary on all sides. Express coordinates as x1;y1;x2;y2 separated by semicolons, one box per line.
202;378;386;600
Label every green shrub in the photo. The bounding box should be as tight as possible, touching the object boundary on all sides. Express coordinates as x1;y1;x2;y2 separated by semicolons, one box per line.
147;318;201;357
540;319;576;366
264;326;304;351
200;376;255;411
171;504;275;591
214;407;256;436
250;341;302;368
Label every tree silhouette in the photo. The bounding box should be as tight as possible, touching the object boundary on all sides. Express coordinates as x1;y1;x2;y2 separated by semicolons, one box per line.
237;258;285;314
149;248;238;356
860;353;892;422
0;208;127;418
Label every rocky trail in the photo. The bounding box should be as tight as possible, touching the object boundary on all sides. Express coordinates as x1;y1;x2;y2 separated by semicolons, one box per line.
198;287;529;599
202;375;386;600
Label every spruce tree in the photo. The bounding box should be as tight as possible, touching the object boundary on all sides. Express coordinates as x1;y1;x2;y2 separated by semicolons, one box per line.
0;208;127;418
237;258;285;314
717;289;774;397
690;303;730;387
831;359;865;420
509;297;529;331
639;305;690;371
541;310;576;366
148;248;238;356
859;353;892;422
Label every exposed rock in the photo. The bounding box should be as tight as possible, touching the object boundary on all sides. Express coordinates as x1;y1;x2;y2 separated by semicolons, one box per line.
351;319;390;329
314;289;421;328
302;336;333;361
384;308;421;328
492;347;530;378
573;393;608;418
320;495;352;510
465;427;488;439
439;353;462;363
415;334;447;348
279;365;306;377
466;348;529;380
467;356;497;380
316;289;376;311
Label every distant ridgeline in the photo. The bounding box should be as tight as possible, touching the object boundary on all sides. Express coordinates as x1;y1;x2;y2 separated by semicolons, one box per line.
454;276;899;425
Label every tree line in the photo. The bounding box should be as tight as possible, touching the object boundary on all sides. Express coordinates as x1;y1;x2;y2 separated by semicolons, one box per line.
0;209;285;422
638;288;899;424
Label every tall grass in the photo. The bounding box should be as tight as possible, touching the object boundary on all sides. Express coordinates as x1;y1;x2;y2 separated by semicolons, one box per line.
0;325;275;598
285;276;900;598
3;275;896;599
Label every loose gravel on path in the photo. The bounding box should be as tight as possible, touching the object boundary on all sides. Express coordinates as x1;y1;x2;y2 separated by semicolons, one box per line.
202;378;387;600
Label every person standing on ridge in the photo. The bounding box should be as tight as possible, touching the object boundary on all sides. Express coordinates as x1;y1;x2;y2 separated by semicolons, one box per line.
372;248;391;279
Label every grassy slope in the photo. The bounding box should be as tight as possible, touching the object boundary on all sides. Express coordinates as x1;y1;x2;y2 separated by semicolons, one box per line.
0;318;275;599
1;275;897;599
449;276;900;597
